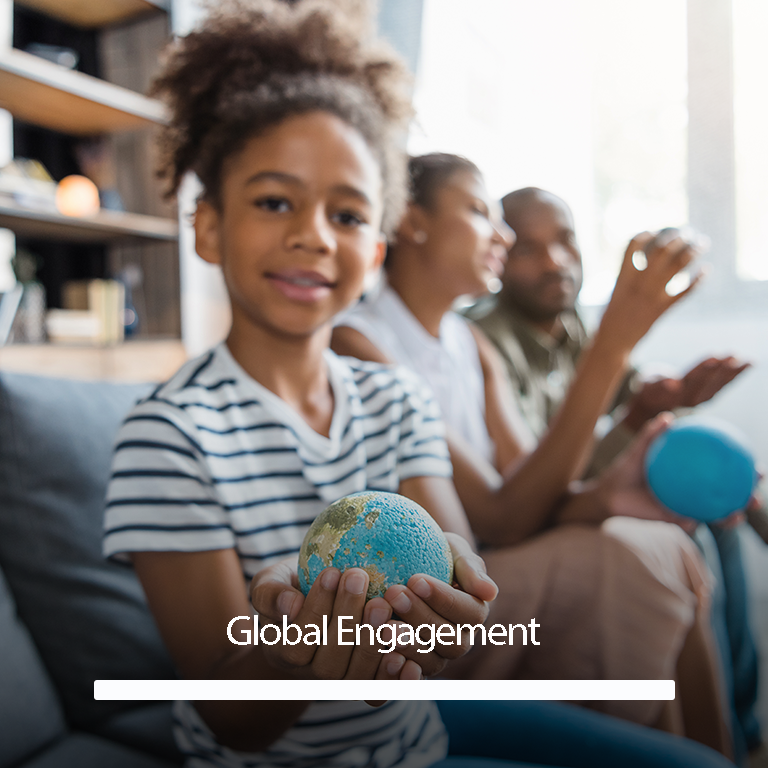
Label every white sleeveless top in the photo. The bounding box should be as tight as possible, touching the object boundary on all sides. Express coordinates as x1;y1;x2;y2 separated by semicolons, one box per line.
339;280;495;464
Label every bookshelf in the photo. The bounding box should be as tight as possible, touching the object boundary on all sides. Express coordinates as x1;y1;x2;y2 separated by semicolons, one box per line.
0;0;183;380
0;199;178;243
0;47;168;134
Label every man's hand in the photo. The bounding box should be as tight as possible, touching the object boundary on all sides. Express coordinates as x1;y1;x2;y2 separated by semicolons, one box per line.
680;356;751;406
624;357;750;431
592;413;699;533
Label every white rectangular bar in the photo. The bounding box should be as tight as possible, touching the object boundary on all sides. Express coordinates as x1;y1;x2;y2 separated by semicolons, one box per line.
95;679;674;701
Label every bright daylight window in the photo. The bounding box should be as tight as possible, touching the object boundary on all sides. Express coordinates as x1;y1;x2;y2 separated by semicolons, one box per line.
411;0;765;304
734;0;768;281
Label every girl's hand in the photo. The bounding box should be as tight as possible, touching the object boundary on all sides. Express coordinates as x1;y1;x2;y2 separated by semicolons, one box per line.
250;561;420;681
381;533;497;677
596;231;707;356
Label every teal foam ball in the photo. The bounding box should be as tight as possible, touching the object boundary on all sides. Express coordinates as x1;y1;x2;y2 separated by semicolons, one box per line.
644;418;758;522
298;491;454;600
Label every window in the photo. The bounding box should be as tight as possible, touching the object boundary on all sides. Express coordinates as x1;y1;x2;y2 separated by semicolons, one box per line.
734;0;768;282
412;0;767;307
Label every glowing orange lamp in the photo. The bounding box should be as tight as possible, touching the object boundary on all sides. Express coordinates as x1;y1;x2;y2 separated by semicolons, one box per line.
55;175;100;217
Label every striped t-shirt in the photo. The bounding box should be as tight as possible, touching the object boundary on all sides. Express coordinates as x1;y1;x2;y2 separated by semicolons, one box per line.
103;343;452;768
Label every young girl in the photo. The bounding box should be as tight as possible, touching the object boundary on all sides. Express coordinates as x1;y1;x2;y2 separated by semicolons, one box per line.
103;4;733;767
333;153;732;753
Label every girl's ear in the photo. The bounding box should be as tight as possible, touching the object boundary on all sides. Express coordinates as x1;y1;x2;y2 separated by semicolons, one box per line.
396;203;430;246
362;235;387;294
372;235;387;272
194;199;222;265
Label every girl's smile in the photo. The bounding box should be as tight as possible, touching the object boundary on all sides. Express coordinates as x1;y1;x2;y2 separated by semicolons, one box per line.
266;268;338;303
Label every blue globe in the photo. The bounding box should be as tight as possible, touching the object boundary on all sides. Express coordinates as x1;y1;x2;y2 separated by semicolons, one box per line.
298;491;454;600
644;418;757;522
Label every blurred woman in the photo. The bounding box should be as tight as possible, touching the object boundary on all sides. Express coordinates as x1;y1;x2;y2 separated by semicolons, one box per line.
332;152;731;756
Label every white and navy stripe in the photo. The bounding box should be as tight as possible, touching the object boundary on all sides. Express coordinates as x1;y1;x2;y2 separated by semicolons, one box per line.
104;344;450;575
173;700;447;768
103;343;451;768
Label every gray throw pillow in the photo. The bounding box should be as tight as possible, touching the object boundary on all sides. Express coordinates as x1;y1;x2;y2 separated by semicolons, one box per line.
0;373;177;729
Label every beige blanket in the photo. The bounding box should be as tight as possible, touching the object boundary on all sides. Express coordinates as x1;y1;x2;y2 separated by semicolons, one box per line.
445;517;713;725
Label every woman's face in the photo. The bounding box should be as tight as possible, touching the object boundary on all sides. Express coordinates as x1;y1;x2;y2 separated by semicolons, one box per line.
194;111;386;341
417;170;514;299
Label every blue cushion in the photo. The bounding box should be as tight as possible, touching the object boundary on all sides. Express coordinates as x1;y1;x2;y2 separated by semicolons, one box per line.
0;373;178;730
0;566;67;768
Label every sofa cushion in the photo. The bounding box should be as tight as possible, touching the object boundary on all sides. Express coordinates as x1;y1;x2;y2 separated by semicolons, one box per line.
93;703;184;765
19;732;176;768
0;566;67;768
0;373;178;730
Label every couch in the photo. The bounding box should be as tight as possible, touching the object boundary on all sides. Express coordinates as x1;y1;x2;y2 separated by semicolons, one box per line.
0;371;185;768
0;369;753;768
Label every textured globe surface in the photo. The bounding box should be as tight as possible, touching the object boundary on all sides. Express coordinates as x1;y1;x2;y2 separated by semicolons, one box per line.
645;417;757;522
298;491;454;600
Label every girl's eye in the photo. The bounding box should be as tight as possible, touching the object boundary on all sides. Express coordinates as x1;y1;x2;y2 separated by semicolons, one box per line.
334;210;365;228
255;197;291;213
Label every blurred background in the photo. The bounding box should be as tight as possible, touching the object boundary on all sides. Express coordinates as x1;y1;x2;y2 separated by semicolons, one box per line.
0;0;766;723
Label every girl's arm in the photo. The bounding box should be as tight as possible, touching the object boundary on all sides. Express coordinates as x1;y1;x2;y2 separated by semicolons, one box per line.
131;548;408;752
131;548;309;752
332;322;616;544
449;328;633;544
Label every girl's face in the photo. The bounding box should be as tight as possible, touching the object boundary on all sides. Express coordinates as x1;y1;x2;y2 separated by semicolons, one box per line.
415;170;513;299
195;111;386;341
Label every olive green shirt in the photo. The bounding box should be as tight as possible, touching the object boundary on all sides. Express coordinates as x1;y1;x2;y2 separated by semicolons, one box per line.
474;299;638;477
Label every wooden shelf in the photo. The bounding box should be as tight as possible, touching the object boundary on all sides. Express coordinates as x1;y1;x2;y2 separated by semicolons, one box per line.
0;48;168;134
0;338;187;381
0;199;178;243
15;0;167;29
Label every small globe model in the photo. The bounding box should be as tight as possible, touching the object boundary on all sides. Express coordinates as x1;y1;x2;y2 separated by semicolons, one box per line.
298;491;453;600
644;417;758;522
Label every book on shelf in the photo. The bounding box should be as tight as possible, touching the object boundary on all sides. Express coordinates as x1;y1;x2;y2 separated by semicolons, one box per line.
49;278;125;345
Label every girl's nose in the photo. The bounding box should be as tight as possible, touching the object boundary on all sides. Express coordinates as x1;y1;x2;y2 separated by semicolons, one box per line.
286;204;336;254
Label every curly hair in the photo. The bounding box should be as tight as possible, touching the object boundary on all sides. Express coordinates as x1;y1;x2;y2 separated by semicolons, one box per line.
152;0;414;235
